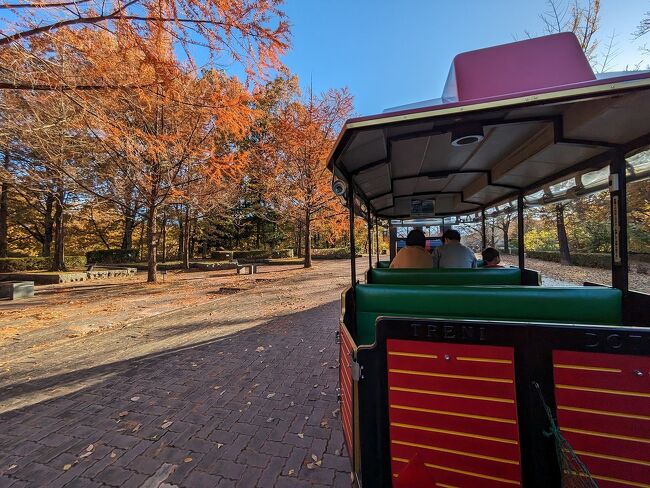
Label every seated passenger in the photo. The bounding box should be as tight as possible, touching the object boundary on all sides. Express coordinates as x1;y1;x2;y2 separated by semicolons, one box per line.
390;229;433;269
482;247;504;268
433;229;477;268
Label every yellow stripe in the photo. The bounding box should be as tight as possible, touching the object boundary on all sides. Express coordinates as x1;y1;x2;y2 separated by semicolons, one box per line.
424;463;520;485
392;439;519;465
390;368;513;384
389;351;438;359
554;363;621;373
391;404;516;424
563;427;650;444
556;384;650;399
558;405;650;421
391;422;518;445
567;470;650;488
436;484;460;488
392;457;408;463
457;356;512;365
391;386;514;404
574;449;650;467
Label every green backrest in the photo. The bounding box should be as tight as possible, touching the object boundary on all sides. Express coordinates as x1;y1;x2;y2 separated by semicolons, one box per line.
368;267;522;285
355;284;622;345
376;261;391;268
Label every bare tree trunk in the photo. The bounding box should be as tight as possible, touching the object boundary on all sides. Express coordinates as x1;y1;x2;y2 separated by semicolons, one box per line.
296;220;302;258
161;211;167;263
177;212;184;260
490;222;495;248
304;208;312;268
52;187;65;271
556;203;572;265
502;221;510;253
182;206;191;269
147;204;158;283
137;218;145;261
42;193;54;257
0;151;9;258
121;211;136;250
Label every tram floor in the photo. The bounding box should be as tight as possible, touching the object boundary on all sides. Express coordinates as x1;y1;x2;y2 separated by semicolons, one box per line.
0;260;366;488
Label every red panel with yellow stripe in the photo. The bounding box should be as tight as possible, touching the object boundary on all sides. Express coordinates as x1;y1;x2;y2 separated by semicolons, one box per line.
553;350;650;488
339;322;356;467
387;339;522;487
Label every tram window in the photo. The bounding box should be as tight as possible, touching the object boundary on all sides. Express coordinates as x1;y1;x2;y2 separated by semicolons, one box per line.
626;148;650;294
524;185;612;287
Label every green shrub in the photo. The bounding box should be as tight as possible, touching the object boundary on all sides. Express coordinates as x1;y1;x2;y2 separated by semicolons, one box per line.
312;248;356;259
86;249;139;264
526;250;612;269
64;255;87;270
0;255;87;272
210;249;293;261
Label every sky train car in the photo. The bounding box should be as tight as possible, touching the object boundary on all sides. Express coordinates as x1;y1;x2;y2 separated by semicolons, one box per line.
328;33;650;487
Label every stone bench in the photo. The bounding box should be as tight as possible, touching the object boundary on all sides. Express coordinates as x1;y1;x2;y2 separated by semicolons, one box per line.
0;281;35;300
237;264;257;275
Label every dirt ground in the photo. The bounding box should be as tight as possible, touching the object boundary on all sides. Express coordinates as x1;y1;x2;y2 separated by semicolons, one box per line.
0;260;365;413
500;255;649;292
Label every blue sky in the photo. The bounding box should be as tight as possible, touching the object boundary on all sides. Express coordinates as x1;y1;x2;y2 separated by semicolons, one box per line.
281;0;650;116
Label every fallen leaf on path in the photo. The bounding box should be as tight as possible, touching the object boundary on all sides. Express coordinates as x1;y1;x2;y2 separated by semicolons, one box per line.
315;460;322;466
130;396;140;401
79;451;93;459
319;348;326;353
288;469;295;476
132;423;142;433
297;433;304;439
86;444;94;452
183;457;192;463
110;452;117;458
311;454;318;462
335;449;340;456
255;346;265;352
266;393;275;398
63;464;72;471
217;443;224;449
213;385;221;390
161;420;173;429
8;465;16;470
306;462;315;470
118;411;128;418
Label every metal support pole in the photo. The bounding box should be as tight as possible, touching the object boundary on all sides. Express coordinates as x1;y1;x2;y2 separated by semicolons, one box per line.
367;212;373;270
481;209;487;250
375;216;380;265
389;224;397;262
610;151;629;291
349;190;357;286
517;193;525;270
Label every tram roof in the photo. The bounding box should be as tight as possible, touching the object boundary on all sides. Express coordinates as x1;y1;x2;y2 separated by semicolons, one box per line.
327;33;650;220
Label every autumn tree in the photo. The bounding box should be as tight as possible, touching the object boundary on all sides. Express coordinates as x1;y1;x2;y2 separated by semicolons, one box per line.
273;88;353;268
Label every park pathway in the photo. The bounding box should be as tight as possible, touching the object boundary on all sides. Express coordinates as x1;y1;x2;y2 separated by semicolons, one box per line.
0;260;366;488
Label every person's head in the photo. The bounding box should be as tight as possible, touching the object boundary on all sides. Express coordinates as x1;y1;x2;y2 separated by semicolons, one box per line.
441;229;461;245
482;247;501;265
405;228;426;248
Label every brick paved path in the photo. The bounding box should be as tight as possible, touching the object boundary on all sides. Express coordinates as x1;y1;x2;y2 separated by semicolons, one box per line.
0;265;359;487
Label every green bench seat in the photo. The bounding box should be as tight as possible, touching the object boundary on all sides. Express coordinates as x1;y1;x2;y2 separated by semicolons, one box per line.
355;284;622;345
368;267;522;285
376;259;485;269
